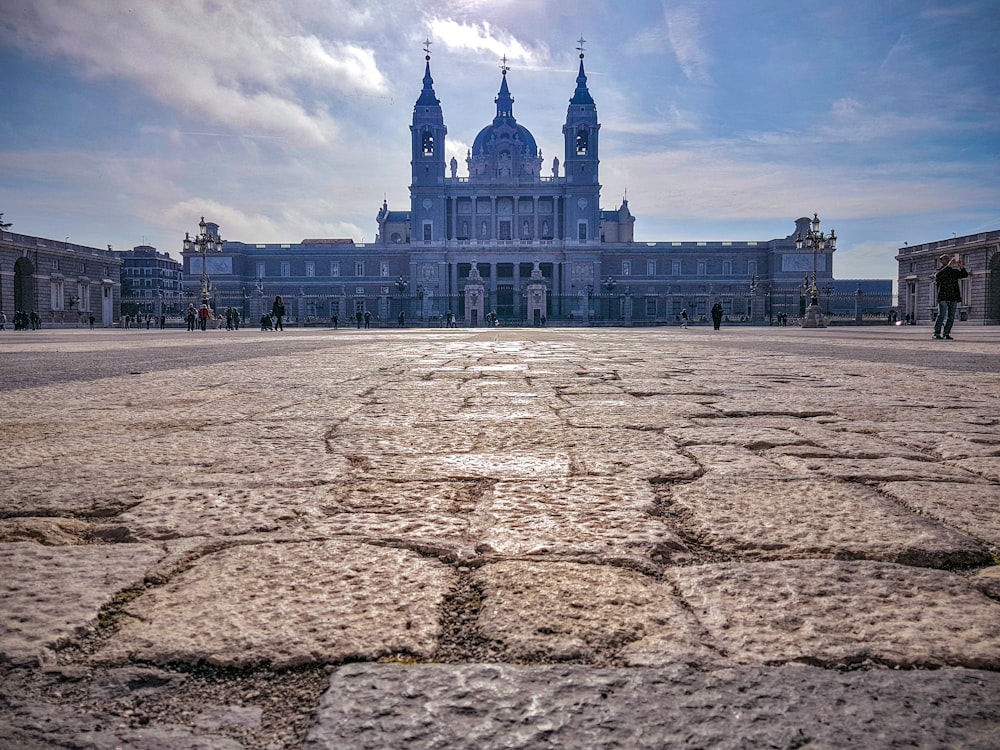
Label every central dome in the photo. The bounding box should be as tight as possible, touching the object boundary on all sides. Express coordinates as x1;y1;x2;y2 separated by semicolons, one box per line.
471;71;538;158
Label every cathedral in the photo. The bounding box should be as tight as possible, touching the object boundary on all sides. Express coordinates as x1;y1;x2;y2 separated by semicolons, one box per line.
182;48;864;326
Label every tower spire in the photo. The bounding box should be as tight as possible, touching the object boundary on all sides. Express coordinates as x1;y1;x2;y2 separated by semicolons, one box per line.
416;37;439;106
495;55;514;119
570;37;594;106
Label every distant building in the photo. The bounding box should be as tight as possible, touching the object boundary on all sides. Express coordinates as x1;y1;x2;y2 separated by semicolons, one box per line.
896;230;1000;325
0;225;121;327
181;49;895;326
117;244;184;318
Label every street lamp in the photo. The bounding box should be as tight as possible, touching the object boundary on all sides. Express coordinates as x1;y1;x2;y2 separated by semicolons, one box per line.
183;217;223;308
603;276;615;320
795;213;836;328
748;273;758;323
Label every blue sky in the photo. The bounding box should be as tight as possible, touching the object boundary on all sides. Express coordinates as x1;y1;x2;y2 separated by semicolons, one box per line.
1;0;998;280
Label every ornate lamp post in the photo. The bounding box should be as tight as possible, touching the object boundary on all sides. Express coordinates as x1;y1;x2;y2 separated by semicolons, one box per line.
796;213;836;328
183;217;223;308
603;276;615;320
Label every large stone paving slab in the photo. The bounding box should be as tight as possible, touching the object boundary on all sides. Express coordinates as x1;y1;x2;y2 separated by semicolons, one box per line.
480;477;685;564
98;540;455;668
669;559;1000;669
880;479;1000;553
0;542;166;665
304;662;1000;749
472;560;715;664
662;476;991;567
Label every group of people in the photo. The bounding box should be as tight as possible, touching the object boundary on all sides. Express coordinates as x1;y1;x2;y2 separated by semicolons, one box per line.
121;314;166;329
0;310;40;330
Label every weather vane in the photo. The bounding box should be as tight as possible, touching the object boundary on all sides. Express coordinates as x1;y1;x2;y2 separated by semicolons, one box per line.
500;54;509;76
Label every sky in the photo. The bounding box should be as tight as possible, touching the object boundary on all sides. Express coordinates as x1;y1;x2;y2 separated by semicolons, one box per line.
1;0;998;281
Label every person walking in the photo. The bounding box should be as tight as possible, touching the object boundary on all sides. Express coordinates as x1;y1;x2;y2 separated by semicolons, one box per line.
680;308;689;329
186;305;197;332
271;295;285;331
933;254;969;340
711;302;723;330
198;304;211;331
363;310;372;329
355;310;363;329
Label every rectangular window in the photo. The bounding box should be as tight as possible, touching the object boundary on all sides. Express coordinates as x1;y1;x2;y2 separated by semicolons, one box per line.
380;262;389;277
499;220;512;241
281;262;291;278
672;261;682;276
51;279;64;310
79;283;90;312
305;262;315;277
423;222;432;242
697;261;706;276
256;262;266;278
748;261;758;276
578;221;588;241
355;262;364;277
646;260;655;276
622;260;631;276
331;262;340;277
645;298;657;316
722;261;732;275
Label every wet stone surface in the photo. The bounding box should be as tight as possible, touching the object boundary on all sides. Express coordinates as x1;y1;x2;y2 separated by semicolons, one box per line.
1;326;999;748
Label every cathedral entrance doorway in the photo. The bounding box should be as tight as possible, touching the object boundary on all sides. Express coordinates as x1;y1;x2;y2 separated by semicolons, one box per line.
14;256;35;314
496;284;515;320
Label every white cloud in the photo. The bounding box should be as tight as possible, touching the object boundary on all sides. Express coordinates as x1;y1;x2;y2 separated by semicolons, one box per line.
427;17;548;66
4;0;390;148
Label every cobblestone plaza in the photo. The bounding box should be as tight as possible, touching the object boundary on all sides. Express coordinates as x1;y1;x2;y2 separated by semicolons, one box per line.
2;325;999;748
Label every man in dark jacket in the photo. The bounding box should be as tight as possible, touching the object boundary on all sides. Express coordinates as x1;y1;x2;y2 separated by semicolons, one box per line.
933;254;969;340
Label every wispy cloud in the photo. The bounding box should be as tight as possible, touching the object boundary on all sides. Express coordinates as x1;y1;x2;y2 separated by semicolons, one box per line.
662;2;713;84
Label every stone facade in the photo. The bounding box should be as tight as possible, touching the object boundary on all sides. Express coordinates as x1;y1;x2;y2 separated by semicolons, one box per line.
0;229;121;327
896;230;1000;326
180;54;893;326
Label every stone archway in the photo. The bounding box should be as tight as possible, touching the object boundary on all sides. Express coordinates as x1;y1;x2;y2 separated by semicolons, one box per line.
988;252;1000;325
14;256;35;314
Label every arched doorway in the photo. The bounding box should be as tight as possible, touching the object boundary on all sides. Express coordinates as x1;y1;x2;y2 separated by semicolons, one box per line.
988;252;1000;325
14;257;35;314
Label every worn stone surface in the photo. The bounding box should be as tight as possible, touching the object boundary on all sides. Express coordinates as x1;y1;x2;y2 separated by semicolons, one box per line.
0;542;165;664
304;662;1000;750
1;326;999;749
662;476;991;566
98;540;455;668
472;560;716;665
670;559;1000;668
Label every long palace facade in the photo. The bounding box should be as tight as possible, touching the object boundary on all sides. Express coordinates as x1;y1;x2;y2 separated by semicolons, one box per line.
182;50;892;326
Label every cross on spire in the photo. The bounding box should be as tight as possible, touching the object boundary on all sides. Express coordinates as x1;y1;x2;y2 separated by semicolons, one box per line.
423;38;432;60
500;54;509;75
577;35;587;58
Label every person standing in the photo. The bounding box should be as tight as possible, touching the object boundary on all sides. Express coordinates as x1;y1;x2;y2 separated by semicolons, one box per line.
680;308;689;328
186;305;197;332
198;304;211;331
933;254;969;340
363;310;372;329
355;310;363;329
711;302;723;330
271;295;285;331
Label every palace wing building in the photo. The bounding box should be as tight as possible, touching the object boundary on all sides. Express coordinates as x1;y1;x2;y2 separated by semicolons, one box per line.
182;50;894;326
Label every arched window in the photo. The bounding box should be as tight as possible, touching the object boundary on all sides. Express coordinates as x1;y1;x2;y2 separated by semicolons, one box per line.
575;130;589;155
422;131;435;156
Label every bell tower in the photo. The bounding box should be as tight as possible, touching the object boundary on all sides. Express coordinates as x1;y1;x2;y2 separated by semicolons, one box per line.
562;39;601;244
410;41;447;243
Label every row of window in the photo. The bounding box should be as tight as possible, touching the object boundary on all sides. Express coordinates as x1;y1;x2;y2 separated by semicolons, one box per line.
621;260;759;277
252;258;760;279
50;280;92;312
256;261;387;278
51;259;113;276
